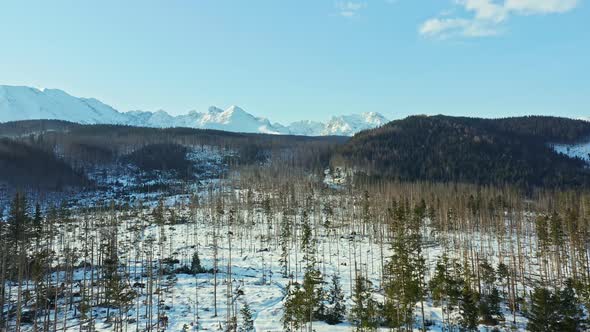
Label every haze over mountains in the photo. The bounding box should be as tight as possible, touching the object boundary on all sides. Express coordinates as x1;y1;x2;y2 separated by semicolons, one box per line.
0;85;388;136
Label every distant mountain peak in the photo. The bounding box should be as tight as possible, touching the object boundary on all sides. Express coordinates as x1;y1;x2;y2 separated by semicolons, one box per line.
207;106;224;114
225;105;244;113
0;85;127;125
321;112;388;135
0;85;389;136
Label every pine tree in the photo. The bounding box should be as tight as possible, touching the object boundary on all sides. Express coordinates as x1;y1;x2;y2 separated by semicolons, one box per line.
303;267;324;322
479;286;502;325
325;274;346;325
430;255;450;305
459;285;479;331
301;209;314;263
496;262;509;296
191;251;205;274
279;211;292;278
33;202;43;242
102;224;136;330
478;259;496;295
153;197;165;224
239;303;255;332
322;201;333;229
526;281;586;332
549;211;564;247
168;208;176;224
282;282;305;332
8;192;30;253
382;203;425;330
430;254;463;328
557;279;586;331
527;287;557;332
282;267;324;331
350;273;379;331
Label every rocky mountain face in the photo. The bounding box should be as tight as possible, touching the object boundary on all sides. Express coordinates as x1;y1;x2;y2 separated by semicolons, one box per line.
0;85;388;136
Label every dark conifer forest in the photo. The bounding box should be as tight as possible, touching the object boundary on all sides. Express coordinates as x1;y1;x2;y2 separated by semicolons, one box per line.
337;115;590;188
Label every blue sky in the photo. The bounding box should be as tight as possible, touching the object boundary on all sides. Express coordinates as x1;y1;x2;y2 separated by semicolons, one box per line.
0;0;588;123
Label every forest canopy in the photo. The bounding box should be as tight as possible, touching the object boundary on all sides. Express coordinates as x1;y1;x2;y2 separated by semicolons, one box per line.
337;115;590;188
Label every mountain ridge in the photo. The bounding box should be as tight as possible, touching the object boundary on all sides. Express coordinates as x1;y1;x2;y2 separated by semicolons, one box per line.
337;115;590;188
0;85;388;136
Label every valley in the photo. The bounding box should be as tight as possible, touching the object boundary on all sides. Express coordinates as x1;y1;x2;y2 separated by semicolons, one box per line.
1;116;590;331
3;2;588;330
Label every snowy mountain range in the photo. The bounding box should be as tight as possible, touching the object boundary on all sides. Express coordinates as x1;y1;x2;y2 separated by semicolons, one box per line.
0;85;388;136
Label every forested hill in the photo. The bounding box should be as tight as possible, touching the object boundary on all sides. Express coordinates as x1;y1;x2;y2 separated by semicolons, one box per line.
0;120;347;189
336;115;590;188
0;138;88;189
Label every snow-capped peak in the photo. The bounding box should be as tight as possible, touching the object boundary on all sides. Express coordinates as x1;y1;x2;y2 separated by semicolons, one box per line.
361;112;389;125
320;112;388;136
207;106;224;114
0;85;128;125
0;85;389;136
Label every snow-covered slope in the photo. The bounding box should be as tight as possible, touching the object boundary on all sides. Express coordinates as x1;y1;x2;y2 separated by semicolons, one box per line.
287;120;326;136
180;106;290;134
0;85;128;124
552;141;590;163
0;85;388;136
321;112;388;136
285;113;388;136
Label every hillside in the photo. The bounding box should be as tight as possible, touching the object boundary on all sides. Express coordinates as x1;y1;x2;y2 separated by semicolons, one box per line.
337;115;590;188
0;120;347;190
0;138;88;189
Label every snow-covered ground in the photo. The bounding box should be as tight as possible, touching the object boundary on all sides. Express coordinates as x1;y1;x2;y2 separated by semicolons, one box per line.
1;157;568;332
3;192;536;331
323;167;352;189
552;141;590;162
0;146;231;213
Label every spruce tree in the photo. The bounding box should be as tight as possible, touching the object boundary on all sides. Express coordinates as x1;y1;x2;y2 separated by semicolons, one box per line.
496;262;509;296
480;287;503;325
153;198;165;224
350;273;379;331
302;267;324;322
239;303;255;332
459;285;479;331
325;274;346;325
279;211;292;278
8;192;30;253
191;251;205;274
33;202;43;242
479;260;496;295
282;268;323;331
527;287;556;332
383;237;422;329
557;279;585;331
301;209;313;263
430;254;463;327
282;282;304;332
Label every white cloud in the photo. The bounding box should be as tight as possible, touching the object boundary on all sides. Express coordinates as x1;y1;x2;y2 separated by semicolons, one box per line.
335;1;367;17
420;0;579;38
505;0;578;14
456;0;507;22
420;17;500;38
